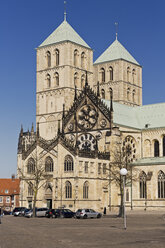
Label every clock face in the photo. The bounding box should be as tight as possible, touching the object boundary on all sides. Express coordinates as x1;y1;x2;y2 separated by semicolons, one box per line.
77;133;96;151
77;104;98;130
122;136;136;163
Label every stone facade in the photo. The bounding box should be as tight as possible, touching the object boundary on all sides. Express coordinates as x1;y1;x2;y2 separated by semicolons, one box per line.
17;19;165;212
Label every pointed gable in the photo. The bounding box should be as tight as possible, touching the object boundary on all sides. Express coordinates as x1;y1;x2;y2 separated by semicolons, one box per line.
94;39;140;65
39;20;90;49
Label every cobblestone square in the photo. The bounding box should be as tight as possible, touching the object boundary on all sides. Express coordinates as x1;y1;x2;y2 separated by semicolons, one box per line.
0;212;165;248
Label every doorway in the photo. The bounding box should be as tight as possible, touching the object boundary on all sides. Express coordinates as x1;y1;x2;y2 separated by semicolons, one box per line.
47;199;52;209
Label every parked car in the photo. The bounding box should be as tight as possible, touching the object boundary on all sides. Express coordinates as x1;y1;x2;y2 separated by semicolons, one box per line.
45;209;60;218
46;209;75;218
36;208;48;217
13;207;27;217
75;209;102;219
3;210;12;215
24;209;35;218
25;208;48;218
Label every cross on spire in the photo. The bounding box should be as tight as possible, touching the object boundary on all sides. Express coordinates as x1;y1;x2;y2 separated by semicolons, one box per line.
115;22;118;40
64;1;67;21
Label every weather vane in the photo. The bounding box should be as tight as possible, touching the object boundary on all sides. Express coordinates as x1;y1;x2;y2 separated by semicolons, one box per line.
64;1;67;21
115;22;118;40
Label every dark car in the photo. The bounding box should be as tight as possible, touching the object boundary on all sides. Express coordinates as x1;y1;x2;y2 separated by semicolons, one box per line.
46;209;75;218
3;210;12;215
45;209;60;218
13;207;27;216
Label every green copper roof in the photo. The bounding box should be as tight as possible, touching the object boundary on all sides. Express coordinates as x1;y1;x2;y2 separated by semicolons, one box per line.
94;39;139;65
103;100;165;130
132;157;165;166
39;20;90;49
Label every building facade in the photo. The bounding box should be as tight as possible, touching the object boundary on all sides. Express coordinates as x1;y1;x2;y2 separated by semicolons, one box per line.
0;176;20;212
17;19;165;212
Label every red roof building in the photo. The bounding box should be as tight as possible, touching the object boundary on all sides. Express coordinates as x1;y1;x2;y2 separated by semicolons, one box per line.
0;176;20;212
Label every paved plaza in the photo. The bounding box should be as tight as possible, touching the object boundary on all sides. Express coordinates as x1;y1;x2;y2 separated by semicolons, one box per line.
0;212;165;248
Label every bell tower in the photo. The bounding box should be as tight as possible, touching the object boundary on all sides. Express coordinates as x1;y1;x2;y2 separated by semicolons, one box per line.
36;19;93;140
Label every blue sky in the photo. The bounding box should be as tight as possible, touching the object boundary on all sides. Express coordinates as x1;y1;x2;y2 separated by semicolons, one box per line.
1;0;165;178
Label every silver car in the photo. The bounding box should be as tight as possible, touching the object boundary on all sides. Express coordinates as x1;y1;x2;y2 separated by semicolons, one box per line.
75;209;102;219
25;208;48;218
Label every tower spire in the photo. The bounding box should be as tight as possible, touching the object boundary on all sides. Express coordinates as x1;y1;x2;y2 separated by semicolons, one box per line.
64;1;67;21
115;22;118;40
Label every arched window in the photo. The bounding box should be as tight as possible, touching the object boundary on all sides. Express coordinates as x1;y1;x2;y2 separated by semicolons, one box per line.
28;182;33;196
83;181;89;199
45;157;54;172
103;164;106;174
139;171;147;198
101;89;105;99
109;66;113;81
163;136;165;156
158;171;165;198
100;68;105;82
74;49;78;67
132;69;136;83
27;158;35;174
127;88;130;101
55;72;59;86
55;49;59;66
46;51;51;67
46;74;51;88
64;155;74;172
154;140;159;157
127;67;130;82
74;72;78;86
81;74;85;88
81;52;85;68
65;181;72;198
132;89;136;102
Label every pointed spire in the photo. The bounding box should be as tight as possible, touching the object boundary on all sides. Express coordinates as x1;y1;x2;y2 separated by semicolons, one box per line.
64;1;67;21
37;122;40;137
31;123;34;133
74;85;77;101
58;120;61;135
85;71;88;88
97;81;100;98
63;104;65;119
20;124;23;137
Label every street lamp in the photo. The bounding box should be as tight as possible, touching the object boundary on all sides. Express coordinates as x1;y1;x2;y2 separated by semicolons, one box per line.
120;168;128;230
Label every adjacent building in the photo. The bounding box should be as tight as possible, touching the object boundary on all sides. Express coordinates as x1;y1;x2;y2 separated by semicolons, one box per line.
0;176;20;212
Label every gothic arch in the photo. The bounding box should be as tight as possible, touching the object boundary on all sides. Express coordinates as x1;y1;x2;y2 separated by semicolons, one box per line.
65;181;72;198
153;139;159;157
100;68;105;82
27;158;35;174
46;51;51;67
46;74;51;88
81;52;85;68
74;49;79;67
83;181;89;199
109;66;113;81
64;155;74;172
45;156;54;172
158;171;165;198
55;49;59;66
139;171;147;198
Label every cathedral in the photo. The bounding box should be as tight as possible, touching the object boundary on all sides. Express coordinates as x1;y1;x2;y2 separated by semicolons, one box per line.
17;17;165;212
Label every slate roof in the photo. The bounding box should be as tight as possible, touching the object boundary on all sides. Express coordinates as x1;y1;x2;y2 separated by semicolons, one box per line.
0;179;20;196
94;39;139;65
39;20;90;49
103;100;165;130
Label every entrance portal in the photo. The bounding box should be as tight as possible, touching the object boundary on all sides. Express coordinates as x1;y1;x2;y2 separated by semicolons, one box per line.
47;199;52;209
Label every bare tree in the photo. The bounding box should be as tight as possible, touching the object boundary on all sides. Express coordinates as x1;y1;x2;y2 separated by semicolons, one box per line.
108;144;139;217
18;149;50;217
